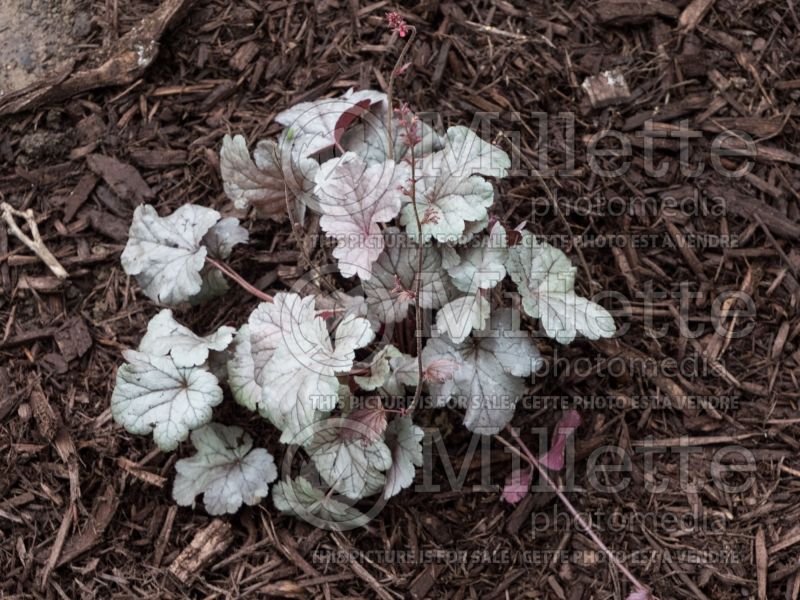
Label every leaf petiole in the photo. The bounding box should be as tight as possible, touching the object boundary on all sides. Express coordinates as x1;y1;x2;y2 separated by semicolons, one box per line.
497;425;654;599
206;256;273;303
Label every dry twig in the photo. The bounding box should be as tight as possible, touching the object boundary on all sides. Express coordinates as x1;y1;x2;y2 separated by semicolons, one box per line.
1;203;68;279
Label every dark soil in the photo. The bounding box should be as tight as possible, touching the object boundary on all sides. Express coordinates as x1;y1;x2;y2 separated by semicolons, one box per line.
2;1;800;599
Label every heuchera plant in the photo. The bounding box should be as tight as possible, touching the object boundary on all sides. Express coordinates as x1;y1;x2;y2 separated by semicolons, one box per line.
112;82;615;517
110;14;655;596
109;17;654;597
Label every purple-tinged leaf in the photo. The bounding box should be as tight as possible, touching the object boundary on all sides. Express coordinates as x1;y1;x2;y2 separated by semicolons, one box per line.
314;152;410;280
538;410;582;471
502;467;533;504
275;89;386;157
343;397;387;445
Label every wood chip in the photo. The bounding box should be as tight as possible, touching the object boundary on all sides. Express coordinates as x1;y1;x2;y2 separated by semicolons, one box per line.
116;457;167;488
129;148;189;169
85;209;131;242
707;184;800;240
61;174;98;222
593;339;693;411
168;519;234;584
679;0;716;32
664;219;708;282
17;275;66;292
30;388;60;442
53;317;93;362
153;505;178;567
331;532;393;600
581;70;631;108
0;367;17;421
409;565;439;600
229;41;260;71
755;527;767;600
594;1;679;25
86;154;154;205
700;117;784;138
56;484;118;567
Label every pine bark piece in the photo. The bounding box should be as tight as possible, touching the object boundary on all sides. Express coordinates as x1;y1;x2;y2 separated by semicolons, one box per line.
581;70;631;108
56;484;118;567
755;527;767;600
53;317;93;362
168;519;234;584
61;174;98;222
707;184;800;239
30;388;60;442
595;1;679;25
86;154;154;205
230;41;260;72
679;0;717;32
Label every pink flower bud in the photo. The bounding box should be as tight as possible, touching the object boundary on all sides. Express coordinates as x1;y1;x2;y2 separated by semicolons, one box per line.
386;11;409;37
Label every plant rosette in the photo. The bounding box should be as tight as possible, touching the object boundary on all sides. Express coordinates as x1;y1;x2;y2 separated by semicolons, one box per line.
111;86;617;530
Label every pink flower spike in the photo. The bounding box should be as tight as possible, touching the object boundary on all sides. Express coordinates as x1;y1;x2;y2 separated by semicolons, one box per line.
393;103;411;118
538;410;582;471
502;468;533;504
386;11;409;37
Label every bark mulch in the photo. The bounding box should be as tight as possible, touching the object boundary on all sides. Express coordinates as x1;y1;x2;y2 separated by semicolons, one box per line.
1;0;800;598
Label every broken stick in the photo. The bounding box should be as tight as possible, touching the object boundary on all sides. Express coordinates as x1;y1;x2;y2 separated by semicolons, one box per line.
1;203;68;279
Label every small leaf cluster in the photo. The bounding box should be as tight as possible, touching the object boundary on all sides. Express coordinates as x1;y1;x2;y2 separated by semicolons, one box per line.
111;89;616;525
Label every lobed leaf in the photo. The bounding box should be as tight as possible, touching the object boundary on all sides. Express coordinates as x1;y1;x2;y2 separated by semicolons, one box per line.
400;127;510;243
202;216;249;259
305;416;392;500
139;309;235;368
248;293;374;443
226;324;262;412
219;133;318;220
275;88;386;157
362;228;457;323
506;231;616;344
435;293;490;344
447;222;508;292
272;476;370;528
422;309;542;434
121;204;220;305
314;152;410;280
111;349;223;451
383;416;424;499
353;344;418;396
173;423;277;515
341;105;443;165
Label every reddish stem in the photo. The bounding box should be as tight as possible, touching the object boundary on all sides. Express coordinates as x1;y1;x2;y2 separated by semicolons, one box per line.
206;257;273;303
386;25;416;160
500;425;651;598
